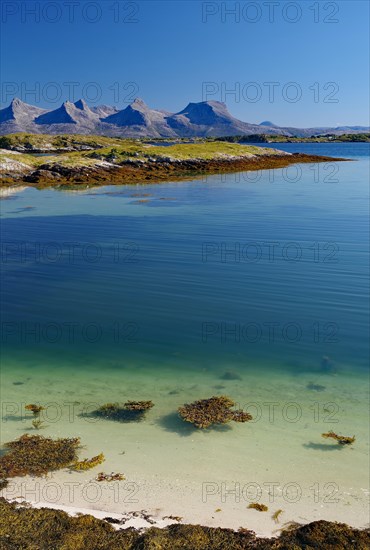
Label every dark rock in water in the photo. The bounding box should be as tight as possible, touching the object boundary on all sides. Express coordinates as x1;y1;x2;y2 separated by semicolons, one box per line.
307;382;326;392
320;355;336;373
220;371;242;381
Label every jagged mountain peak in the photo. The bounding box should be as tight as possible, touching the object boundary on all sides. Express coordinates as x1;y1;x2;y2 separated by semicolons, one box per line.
90;104;119;117
103;98;153;126
9;97;43;112
9;97;43;110
34;100;98;126
35;102;75;125
101;98;176;137
64;100;92;112
171;100;235;127
130;97;148;108
74;99;90;111
0;97;46;124
11;97;24;107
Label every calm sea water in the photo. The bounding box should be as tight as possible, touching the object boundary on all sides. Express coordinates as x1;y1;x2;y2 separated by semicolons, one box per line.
0;142;369;529
1;143;369;376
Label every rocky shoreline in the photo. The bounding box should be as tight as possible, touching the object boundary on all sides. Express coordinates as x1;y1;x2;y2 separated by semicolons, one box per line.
0;149;349;188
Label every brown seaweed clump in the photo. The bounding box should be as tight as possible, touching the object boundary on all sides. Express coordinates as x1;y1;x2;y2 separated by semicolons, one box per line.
248;503;268;512
163;515;183;522
96;472;125;482
97;402;119;416
72;453;105;471
93;401;154;422
0;499;368;550
322;430;356;446
25;404;45;416
178;396;252;429
0;479;8;490
123;400;154;411
0;434;80;478
272;509;283;523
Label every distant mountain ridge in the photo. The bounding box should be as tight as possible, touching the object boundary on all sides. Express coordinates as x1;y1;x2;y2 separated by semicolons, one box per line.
0;97;368;138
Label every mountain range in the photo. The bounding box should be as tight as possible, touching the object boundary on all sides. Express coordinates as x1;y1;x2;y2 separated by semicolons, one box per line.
0;97;368;138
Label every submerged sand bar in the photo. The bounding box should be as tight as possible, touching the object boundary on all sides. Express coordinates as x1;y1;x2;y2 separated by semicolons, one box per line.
0;134;350;187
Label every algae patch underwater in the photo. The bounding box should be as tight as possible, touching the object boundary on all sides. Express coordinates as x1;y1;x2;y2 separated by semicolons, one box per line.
178;396;252;429
0;434;104;481
25;404;45;416
322;430;356;446
0;434;81;478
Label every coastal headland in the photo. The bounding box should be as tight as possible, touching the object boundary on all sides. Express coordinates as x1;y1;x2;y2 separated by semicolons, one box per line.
0;134;350;188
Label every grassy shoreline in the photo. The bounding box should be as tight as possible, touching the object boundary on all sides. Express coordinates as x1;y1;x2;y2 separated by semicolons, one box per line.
0;134;350;188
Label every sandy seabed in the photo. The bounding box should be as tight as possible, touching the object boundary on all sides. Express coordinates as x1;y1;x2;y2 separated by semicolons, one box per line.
1;360;369;537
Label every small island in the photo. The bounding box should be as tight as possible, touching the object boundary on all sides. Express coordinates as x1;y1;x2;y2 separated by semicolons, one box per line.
214;133;370;144
0;133;349;188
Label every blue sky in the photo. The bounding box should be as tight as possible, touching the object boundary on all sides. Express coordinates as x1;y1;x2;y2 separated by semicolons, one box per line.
1;0;369;127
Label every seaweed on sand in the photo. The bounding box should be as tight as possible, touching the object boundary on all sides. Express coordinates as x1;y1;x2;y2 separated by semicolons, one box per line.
163;515;183;522
178;396;252;429
248;503;268;512
322;430;356;446
0;499;369;550
0;434;80;478
272;509;283;523
96;472;125;482
71;453;105;471
0;479;8;490
92;401;154;422
123;400;154;411
278;520;370;549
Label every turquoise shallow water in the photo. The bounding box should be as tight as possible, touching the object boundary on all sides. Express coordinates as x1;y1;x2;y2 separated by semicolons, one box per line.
0;143;369;530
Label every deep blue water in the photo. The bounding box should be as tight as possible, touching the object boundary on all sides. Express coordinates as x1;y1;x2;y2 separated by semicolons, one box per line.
249;141;370;157
0;143;369;378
